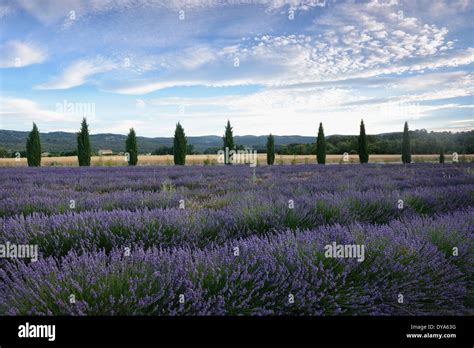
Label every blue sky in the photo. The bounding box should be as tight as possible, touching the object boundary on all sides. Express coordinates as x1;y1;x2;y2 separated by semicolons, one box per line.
0;0;473;136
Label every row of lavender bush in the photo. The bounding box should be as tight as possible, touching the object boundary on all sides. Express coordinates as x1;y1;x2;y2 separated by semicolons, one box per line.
1;209;472;315
2;183;472;218
1;164;472;218
1;184;473;257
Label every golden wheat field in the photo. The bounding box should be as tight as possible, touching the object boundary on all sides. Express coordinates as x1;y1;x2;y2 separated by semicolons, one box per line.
0;154;472;166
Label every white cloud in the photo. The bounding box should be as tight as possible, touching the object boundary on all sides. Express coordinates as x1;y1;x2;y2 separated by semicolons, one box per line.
138;67;473;135
11;0;471;96
0;41;47;68
92;0;473;95
14;0;127;25
0;4;13;17
35;57;116;90
0;96;63;123
2;0;472;135
432;118;474;132
135;99;146;109
400;0;474;29
101;35;474;95
102;77;259;95
172;46;217;70
11;0;325;26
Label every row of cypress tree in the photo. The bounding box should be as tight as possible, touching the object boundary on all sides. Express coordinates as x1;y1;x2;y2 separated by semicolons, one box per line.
24;118;435;167
79;119;139;166
267;119;414;165
24;118;137;167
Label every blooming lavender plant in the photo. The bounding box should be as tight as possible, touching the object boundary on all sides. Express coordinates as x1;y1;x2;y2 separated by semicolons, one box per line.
0;210;472;315
0;163;472;316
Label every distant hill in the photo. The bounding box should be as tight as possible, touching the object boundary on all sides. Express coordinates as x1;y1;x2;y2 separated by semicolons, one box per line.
0;130;315;154
1;129;472;155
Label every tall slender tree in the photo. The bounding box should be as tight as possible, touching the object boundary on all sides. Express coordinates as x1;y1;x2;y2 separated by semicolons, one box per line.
223;120;234;165
173;122;187;165
266;133;275;165
77;118;91;166
402;121;411;164
316;122;326;164
125;128;138;166
358;119;369;163
26;123;42;167
439;146;445;164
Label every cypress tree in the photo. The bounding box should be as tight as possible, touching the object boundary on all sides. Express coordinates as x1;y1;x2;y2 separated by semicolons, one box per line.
358;119;369;163
26;123;42;167
401;121;411;164
77;118;91;166
316;122;326;164
223;120;234;165
439;146;445;164
173;122;187;165
125;128;138;166
266;133;275;165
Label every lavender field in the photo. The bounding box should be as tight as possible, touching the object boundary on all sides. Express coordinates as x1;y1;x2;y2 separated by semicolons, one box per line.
0;163;473;316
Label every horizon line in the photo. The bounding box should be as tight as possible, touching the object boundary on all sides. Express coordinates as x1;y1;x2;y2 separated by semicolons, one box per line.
1;128;471;138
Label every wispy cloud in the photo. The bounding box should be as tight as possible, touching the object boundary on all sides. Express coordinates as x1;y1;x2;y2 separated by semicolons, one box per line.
1;0;472;135
35;57;116;90
0;41;47;68
0;3;13;18
0;96;62;124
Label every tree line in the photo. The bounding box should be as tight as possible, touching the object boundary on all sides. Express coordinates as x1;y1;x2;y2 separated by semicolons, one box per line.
270;130;473;155
23;118;459;166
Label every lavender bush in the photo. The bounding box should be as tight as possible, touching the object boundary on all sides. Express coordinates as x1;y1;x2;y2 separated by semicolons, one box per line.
0;210;472;315
0;163;472;315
